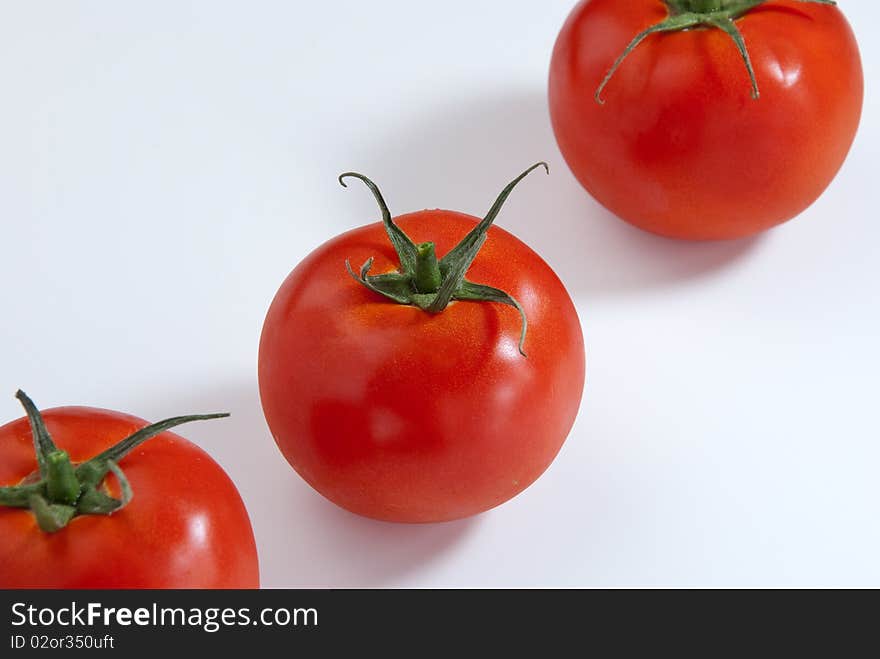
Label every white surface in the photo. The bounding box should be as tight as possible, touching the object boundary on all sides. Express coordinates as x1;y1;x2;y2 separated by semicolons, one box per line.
1;1;877;587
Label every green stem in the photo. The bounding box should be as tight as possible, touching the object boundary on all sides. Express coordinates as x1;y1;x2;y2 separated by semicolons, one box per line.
0;391;229;533
438;162;549;274
15;389;59;479
340;163;548;357
597;0;839;104
28;494;76;533
413;242;441;294
672;0;751;11
79;412;230;476
0;481;44;508
667;0;834;12
339;172;418;273
45;451;80;505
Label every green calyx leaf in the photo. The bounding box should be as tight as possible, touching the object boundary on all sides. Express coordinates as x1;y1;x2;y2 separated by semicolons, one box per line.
340;162;549;357
0;390;229;533
596;0;838;104
27;494;76;533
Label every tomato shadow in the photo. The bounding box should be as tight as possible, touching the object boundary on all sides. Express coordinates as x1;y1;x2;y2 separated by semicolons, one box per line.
343;89;763;299
135;381;478;588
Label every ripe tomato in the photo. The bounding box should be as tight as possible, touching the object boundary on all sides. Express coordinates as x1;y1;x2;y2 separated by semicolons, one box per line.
258;165;585;522
0;394;259;588
549;0;863;240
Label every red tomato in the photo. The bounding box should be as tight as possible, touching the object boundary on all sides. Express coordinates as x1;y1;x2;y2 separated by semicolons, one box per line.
259;168;585;523
549;0;863;240
0;403;259;588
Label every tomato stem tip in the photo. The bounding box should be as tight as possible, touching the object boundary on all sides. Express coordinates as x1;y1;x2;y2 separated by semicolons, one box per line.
596;0;839;104
0;391;229;533
339;163;549;356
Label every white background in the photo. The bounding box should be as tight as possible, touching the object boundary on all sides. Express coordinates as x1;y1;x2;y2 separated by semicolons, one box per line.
1;1;877;587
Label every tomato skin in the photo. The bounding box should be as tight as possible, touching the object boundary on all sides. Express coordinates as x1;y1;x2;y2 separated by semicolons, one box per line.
0;407;259;589
549;0;863;240
258;211;585;523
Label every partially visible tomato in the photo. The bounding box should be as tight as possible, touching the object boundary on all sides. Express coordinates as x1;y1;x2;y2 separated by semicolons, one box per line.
258;165;585;523
549;0;863;240
0;393;259;589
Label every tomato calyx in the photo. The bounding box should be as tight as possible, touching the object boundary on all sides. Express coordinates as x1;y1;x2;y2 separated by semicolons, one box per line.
595;0;838;104
0;390;228;533
339;162;549;356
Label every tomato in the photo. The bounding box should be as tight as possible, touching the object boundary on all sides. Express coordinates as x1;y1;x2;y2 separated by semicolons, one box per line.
258;165;585;523
0;393;259;588
549;0;863;240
